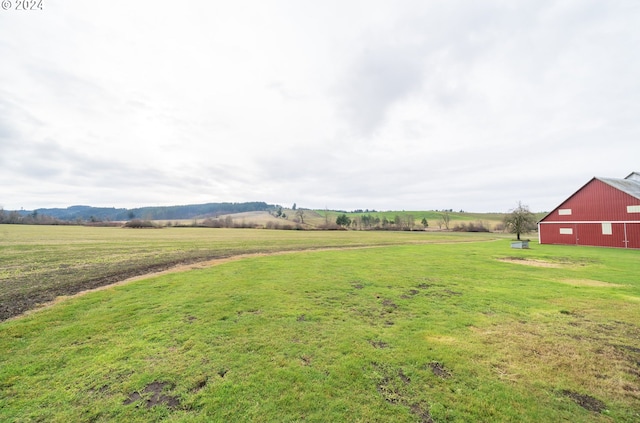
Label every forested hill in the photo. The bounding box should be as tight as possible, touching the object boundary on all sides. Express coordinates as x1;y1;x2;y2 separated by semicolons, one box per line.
24;202;273;222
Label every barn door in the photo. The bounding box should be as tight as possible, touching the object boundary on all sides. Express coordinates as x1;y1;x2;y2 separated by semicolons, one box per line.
622;222;629;248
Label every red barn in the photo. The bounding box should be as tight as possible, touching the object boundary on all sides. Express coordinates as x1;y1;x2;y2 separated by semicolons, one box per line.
538;172;640;248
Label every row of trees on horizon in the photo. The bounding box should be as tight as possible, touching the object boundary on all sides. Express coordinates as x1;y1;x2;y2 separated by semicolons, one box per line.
1;202;537;239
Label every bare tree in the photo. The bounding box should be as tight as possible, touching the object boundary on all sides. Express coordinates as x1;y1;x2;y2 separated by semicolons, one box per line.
440;211;451;230
394;215;402;228
504;201;536;240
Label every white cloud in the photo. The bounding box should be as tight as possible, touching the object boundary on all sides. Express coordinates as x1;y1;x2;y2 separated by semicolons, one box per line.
1;0;639;212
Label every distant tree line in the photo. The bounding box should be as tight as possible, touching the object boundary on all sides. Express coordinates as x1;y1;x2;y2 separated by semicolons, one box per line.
2;202;538;235
0;208;68;225
2;202;274;222
335;214;428;231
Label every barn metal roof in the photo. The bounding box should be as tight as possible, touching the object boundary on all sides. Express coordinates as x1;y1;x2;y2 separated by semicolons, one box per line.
626;171;640;181
597;176;640;200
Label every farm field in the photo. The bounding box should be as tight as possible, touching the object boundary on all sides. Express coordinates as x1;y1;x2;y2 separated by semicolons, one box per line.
1;226;639;421
213;209;547;231
0;225;496;321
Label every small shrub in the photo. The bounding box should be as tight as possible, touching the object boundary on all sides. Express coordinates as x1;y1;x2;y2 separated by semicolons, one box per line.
263;222;295;230
123;219;158;228
452;221;490;232
201;218;223;228
317;223;343;230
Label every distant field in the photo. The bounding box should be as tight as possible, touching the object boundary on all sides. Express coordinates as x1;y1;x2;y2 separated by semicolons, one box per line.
311;210;546;230
1;227;639;422
199;209;543;230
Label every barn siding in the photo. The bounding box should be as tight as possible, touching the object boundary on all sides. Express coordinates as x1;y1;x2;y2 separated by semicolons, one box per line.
539;223;577;246
539;222;640;248
576;223;624;248
543;179;640;222
626;223;640;249
539;177;640;248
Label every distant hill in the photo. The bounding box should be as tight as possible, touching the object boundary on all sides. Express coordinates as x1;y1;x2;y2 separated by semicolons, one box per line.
24;202;274;222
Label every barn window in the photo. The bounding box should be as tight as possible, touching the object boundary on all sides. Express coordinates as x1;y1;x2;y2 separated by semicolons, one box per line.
627;205;640;213
602;222;612;235
559;228;573;235
558;209;572;215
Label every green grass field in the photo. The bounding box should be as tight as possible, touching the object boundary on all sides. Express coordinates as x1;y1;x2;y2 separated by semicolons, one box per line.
0;225;494;320
1;226;639;422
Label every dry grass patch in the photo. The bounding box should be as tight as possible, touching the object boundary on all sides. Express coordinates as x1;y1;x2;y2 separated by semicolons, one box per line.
474;317;640;408
558;279;625;288
424;335;458;344
497;257;563;268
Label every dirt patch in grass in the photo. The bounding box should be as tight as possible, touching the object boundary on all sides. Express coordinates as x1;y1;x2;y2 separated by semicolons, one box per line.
410;402;434;423
372;362;433;423
497;257;562;268
123;381;180;409
401;289;421;299
381;299;398;309
427;362;452;379
560;390;606;413
558;279;625;288
416;277;440;289
191;377;208;393
369;340;390;349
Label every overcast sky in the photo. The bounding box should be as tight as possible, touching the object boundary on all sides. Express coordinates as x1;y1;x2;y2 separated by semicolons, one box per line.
1;1;639;212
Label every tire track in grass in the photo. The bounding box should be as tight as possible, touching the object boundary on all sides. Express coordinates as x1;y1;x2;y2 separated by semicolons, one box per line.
6;245;381;321
7;237;505;322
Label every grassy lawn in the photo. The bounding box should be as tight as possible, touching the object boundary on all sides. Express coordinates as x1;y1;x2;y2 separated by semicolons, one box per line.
1;229;639;421
0;225;499;320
